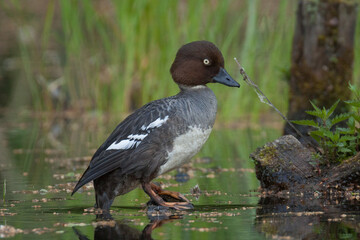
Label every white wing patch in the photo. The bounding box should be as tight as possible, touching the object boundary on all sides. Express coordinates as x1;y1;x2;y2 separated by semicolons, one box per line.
140;116;169;131
106;134;147;150
106;116;169;151
145;116;169;130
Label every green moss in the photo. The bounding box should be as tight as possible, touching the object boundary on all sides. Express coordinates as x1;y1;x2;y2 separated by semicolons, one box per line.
258;145;278;166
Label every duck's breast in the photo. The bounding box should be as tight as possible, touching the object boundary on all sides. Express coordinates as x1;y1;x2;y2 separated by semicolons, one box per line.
158;125;212;175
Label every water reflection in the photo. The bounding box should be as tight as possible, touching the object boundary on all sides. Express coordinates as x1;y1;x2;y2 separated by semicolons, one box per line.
256;196;360;239
73;216;180;240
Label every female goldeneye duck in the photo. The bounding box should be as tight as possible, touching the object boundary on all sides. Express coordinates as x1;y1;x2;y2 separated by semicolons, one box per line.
72;40;240;215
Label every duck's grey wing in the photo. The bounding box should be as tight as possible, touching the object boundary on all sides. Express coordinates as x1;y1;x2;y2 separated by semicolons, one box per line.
72;99;177;195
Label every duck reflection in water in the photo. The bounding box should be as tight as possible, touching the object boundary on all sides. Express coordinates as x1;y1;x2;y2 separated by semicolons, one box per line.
73;214;181;240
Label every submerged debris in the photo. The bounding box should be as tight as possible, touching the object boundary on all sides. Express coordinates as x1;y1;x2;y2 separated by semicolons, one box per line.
0;225;23;238
190;184;201;195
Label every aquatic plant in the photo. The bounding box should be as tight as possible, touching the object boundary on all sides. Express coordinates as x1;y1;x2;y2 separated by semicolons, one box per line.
292;84;360;164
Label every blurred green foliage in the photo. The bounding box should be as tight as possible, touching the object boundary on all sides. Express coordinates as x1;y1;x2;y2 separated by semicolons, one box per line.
2;0;296;120
1;0;359;121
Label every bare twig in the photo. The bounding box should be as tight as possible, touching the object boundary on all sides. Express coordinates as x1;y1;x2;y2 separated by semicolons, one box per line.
234;58;319;151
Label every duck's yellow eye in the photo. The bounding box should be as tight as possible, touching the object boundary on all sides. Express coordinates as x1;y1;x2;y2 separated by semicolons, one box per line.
203;59;210;65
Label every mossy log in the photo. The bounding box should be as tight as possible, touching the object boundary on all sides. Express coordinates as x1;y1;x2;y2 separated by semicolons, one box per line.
251;135;360;192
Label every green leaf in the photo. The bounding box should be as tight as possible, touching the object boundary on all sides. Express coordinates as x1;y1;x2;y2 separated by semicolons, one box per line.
338;148;352;153
326;99;340;119
336;142;345;147
310;101;321;112
344;100;360;108
325;131;340;142
349;83;356;92
325;119;332;128
347;117;355;129
348;83;360;98
339;135;357;142
352;114;360;123
330;113;351;126
322;108;328;119
291;120;318;127
310;130;323;142
337;127;354;135
305;110;324;118
323;130;335;139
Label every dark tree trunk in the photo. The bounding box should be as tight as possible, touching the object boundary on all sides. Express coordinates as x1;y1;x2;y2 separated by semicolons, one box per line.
284;0;358;138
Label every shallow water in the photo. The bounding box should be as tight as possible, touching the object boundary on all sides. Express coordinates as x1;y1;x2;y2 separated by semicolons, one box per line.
0;113;359;239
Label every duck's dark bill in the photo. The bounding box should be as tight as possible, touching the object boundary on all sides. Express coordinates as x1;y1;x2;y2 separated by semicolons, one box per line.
213;68;240;88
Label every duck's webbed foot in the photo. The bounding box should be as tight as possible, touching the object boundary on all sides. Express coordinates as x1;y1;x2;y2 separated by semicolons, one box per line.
150;183;191;203
142;182;194;210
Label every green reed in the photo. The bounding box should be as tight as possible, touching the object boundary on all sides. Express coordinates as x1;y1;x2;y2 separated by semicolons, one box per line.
2;179;5;205
8;1;359;120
